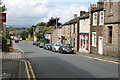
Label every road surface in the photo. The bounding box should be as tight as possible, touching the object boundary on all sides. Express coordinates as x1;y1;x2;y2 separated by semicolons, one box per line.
16;41;119;78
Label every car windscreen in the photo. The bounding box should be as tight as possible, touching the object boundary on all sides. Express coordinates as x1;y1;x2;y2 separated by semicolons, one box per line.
63;44;72;48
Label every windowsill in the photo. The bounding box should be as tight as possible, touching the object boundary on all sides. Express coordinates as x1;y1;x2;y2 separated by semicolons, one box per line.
99;24;104;26
92;25;97;26
108;13;113;17
106;43;112;46
92;45;96;47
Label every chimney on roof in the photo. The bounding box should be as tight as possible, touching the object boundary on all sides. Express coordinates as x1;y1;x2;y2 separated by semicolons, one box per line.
97;1;104;7
80;11;86;16
74;14;77;19
90;4;97;8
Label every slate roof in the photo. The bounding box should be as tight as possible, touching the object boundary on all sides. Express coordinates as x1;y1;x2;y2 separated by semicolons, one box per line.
46;29;53;34
63;17;80;25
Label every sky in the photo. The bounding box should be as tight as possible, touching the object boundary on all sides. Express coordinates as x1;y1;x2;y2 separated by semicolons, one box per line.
2;0;98;27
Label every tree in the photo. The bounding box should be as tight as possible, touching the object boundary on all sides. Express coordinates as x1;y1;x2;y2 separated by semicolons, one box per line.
20;31;28;40
8;27;20;32
0;0;6;12
42;28;51;34
37;22;46;26
27;25;36;37
35;32;43;41
47;17;62;27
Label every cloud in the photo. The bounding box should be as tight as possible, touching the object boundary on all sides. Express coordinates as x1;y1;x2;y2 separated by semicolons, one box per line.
2;0;88;27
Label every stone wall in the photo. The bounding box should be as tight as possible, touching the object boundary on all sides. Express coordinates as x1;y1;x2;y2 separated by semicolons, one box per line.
105;2;119;23
90;10;104;54
51;29;58;44
103;24;119;57
118;24;120;57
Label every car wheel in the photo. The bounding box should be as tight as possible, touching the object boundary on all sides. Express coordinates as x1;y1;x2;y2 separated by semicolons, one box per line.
61;50;64;54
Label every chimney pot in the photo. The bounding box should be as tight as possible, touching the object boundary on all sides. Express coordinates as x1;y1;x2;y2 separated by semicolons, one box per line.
74;14;77;19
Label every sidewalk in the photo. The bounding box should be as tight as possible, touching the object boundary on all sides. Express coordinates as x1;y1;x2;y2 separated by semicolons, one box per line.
2;41;25;79
76;52;120;63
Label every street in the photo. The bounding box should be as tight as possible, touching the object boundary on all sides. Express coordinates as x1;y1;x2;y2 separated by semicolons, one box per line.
16;41;119;78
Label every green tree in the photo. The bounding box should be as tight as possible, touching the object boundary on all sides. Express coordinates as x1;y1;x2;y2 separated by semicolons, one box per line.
0;0;6;12
20;31;28;40
27;25;36;37
35;32;43;42
37;22;46;26
43;28;51;34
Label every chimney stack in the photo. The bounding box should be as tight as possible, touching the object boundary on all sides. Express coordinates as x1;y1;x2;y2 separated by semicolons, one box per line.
74;14;77;19
80;11;86;16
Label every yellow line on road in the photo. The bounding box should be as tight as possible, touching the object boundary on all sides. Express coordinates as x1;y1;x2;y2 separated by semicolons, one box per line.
24;61;31;80
16;43;36;79
27;61;36;80
77;54;120;64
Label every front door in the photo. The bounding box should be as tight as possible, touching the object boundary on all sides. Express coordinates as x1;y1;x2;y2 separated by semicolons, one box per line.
98;36;103;55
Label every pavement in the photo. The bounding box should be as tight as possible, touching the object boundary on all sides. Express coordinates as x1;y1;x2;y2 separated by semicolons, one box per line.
1;41;26;79
16;41;119;79
2;59;19;79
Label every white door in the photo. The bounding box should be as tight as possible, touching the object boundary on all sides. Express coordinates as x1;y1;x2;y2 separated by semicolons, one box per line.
98;36;103;55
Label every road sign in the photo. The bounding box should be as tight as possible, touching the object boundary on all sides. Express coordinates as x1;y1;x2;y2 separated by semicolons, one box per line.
44;34;46;38
0;13;6;22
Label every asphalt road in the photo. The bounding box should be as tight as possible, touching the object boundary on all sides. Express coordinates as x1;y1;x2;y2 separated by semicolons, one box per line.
17;41;119;78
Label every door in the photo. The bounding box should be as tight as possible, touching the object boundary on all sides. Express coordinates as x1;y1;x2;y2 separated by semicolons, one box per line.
98;36;103;55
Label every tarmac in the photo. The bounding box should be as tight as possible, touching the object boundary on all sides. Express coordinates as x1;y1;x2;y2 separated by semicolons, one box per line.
76;52;120;63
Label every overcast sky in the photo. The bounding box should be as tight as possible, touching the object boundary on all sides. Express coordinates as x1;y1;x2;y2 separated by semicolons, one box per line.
3;0;98;27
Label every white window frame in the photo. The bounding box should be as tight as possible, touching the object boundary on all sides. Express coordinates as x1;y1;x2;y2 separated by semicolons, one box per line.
92;32;96;47
99;11;104;25
93;12;97;26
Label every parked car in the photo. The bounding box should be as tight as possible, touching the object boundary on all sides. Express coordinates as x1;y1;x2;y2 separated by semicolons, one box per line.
15;39;19;43
43;44;49;49
52;44;63;52
39;43;44;48
14;37;19;43
19;38;22;41
33;41;36;45
59;44;74;54
47;44;53;51
35;42;40;46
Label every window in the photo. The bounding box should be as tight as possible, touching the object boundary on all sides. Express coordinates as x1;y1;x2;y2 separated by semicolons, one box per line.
73;24;75;33
73;38;75;47
109;0;113;14
92;32;96;47
108;26;112;43
99;11;104;25
93;12;97;26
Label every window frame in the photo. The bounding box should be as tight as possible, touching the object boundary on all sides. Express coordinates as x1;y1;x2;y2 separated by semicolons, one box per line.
109;0;113;14
99;11;104;25
93;12;97;26
108;26;112;43
92;32;97;47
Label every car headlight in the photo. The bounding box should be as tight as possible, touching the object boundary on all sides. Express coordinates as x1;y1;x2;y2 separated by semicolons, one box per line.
71;48;74;50
63;48;67;50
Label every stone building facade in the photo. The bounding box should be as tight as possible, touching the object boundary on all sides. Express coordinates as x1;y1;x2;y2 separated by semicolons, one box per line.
90;3;104;55
103;1;120;57
61;15;79;51
78;12;90;53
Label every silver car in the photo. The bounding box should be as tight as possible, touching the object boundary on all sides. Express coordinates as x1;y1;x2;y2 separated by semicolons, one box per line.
52;44;63;52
